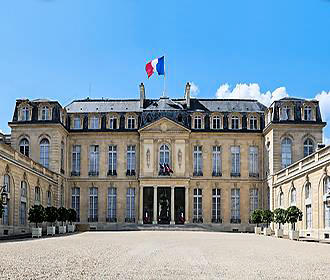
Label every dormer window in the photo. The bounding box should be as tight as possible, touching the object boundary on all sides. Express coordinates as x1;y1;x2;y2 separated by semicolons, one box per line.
249;116;257;130
281;106;292;121
109;116;117;129
127;116;135;129
73;117;81;129
231;116;239;130
41;106;50;120
194;116;202;129
304;106;312;121
90;116;99;129
21;107;30;121
212;116;221;130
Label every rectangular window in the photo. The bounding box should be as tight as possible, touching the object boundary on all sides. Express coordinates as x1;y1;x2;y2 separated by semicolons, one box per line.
249;116;257;130
231;116;239;129
126;188;135;222
249;146;258;177
325;204;330;229
212;188;221;223
126;145;136;176
304;107;312;121
88;187;98;222
61;142;65;172
249;188;259;218
89;145;99;176
72;187;80;222
60;186;64;207
20;202;26;225
281;106;291;120
193;188;203;223
194;116;202;129
109;117;117;129
231;188;240;223
22;107;30;121
73;117;81;129
90;116;99;129
41;107;49;120
35;187;41;205
107;187;117;222
212;146;222;176
2;205;9;225
127;117;135;129
47;191;52;207
108;145;117;176
72;145;81;176
193;146;203;176
212;116;221;129
306;205;312;229
231;146;240;176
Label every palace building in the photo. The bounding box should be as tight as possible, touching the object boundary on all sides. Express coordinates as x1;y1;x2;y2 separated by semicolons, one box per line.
1;82;329;239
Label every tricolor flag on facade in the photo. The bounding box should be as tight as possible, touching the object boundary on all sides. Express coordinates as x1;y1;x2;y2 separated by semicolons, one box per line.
145;56;165;78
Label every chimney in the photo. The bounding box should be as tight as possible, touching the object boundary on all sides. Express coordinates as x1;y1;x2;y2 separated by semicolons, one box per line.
139;83;145;108
185;82;191;109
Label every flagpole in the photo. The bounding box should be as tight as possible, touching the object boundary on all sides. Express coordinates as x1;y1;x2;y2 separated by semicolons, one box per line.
163;56;166;97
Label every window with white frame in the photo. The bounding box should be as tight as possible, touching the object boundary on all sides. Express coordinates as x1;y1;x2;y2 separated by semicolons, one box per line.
278;191;284;208
2;175;10;225
90;116;99;129
60;185;64;207
71;187;80;222
323;177;330;229
281;138;292;168
281;106;292;120
35;186;41;205
193;188;203;223
304;106;312;121
305;183;312;229
193;146;203;176
20;181;27;225
107;187;117;222
249;188;259;218
231;146;240;176
72;145;81;176
212;146;221;176
47;190;52;206
60;142;65;172
249;146;258;177
212;116;221;129
19;138;30;157
127;116;135;129
40;138;50;168
21;106;30;121
41;106;50;120
290;187;296;206
212;188;221;223
108;145;117;176
304;138;314;157
88;187;98;222
126;145;136;176
126;188;135;222
249;115;258;130
194;116;202;129
89;145;99;176
231;188;240;223
109;116;117;129
73;117;81;129
231;116;239;129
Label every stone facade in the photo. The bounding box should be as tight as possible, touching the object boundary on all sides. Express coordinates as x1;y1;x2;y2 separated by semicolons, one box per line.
1;83;329;238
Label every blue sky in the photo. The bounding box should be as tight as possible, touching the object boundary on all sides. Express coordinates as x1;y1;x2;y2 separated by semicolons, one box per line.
0;0;330;141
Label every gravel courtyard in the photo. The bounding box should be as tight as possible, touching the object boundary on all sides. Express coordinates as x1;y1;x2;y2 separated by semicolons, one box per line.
0;231;329;280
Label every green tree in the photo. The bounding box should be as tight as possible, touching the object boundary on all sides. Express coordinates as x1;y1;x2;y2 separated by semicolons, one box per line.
57;207;68;226
262;209;274;228
67;208;77;225
28;205;46;228
285;206;303;230
251;209;263;227
45;206;58;226
273;208;286;229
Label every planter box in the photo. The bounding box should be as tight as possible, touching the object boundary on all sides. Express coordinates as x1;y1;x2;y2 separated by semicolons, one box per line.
67;224;75;233
289;230;299;240
47;226;56;236
275;229;283;238
32;227;42;238
263;228;272;236
254;227;262;234
58;225;67;234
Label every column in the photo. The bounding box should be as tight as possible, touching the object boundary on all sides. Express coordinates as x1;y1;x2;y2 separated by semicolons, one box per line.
153;186;158;224
138;186;143;224
185;186;189;224
170;186;175;225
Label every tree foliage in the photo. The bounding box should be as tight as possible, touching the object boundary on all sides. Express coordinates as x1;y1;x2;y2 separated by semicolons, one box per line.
28;205;45;228
273;208;287;227
285;206;303;229
251;209;263;226
67;208;77;224
57;207;68;225
262;209;274;227
45;206;58;225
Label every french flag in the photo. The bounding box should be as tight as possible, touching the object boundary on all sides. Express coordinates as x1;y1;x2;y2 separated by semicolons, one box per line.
145;56;165;78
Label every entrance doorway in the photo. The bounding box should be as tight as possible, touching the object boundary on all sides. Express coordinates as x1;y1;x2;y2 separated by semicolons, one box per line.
143;187;153;224
157;187;171;224
175;187;185;224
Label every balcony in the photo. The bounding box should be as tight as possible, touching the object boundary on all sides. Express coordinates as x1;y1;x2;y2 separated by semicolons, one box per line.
88;171;99;177
126;170;136;176
193;171;203;177
125;217;135;223
230;218;241;224
230;172;240;177
249;173;259;178
192;217;203;223
107;170;117;176
106;217;117;223
71;171;80;177
212;171;222;177
211;218;222;223
88;217;98;223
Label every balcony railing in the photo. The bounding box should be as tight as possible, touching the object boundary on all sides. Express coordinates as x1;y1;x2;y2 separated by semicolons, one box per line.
88;217;98;223
88;171;99;177
211;218;222;223
125;217;135;223
71;171;80;177
107;170;117;176
193;171;203;177
230;172;241;177
126;170;136;176
192;217;203;223
249;172;259;178
106;217;117;223
230;218;241;224
212;171;222;177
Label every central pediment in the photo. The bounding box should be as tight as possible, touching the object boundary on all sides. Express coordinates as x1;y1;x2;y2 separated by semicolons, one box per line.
139;117;190;133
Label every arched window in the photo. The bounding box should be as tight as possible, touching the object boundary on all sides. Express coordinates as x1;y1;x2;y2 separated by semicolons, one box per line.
323;177;330;229
305;182;312;229
60;142;65;172
281;106;291;120
21;107;30;121
20;181;27;225
304;106;312;121
35;186;41;205
2;175;10;225
278;191;284;208
19;138;30;157
40;138;50;168
281;138;292;168
304;138;314;157
305;183;311;200
324;176;330;195
290;187;296;206
41;106;50;120
159;144;170;165
3;174;10;193
47;190;52;207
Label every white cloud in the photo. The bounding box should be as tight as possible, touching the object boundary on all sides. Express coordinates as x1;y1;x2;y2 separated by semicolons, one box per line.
215;83;288;106
190;82;199;98
315;91;330;122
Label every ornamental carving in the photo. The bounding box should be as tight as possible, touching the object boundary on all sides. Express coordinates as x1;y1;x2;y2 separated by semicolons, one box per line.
146;149;150;168
178;149;182;168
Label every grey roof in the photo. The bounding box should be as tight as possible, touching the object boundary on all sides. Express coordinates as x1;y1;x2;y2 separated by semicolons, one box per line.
145;97;184;111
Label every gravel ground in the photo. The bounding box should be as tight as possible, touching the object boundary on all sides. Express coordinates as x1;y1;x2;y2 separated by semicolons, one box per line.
0;231;329;280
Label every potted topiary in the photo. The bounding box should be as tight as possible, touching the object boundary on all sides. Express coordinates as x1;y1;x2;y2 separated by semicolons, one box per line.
262;209;273;236
45;206;58;236
251;209;263;234
67;208;77;233
273;208;286;238
285;206;303;240
28;205;45;238
57;207;68;234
